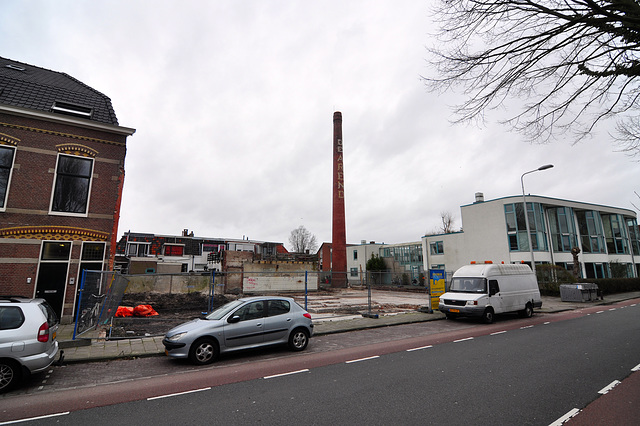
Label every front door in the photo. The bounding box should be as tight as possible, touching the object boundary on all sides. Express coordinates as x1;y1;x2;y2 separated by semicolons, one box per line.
35;241;71;318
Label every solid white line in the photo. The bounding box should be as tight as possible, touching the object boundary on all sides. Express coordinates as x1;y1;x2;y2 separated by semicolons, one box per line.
346;355;380;364
407;345;433;352
147;387;211;401
549;408;580;426
0;412;70;425
490;331;507;336
263;369;309;379
598;380;621;395
453;337;474;343
632;363;640;372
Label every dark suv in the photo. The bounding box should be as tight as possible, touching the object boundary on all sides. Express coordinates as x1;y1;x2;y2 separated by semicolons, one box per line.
0;297;59;392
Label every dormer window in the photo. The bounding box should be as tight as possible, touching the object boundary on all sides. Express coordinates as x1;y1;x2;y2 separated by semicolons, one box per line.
51;101;93;119
5;64;25;71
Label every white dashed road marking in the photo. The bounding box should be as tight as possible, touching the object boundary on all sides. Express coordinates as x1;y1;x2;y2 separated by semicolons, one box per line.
263;369;309;379
346;355;380;364
598;380;621;395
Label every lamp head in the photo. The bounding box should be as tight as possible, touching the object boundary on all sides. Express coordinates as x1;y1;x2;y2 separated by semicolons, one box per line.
538;164;554;171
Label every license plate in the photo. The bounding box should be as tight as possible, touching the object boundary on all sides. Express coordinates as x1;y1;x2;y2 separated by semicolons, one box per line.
450;309;460;313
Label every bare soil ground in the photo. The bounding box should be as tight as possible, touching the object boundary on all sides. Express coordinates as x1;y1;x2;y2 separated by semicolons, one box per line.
108;293;231;338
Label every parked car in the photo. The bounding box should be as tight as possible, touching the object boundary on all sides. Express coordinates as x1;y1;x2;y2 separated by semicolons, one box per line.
0;297;59;393
163;296;313;365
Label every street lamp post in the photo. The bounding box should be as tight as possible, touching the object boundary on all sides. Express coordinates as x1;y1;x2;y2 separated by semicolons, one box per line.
520;164;554;276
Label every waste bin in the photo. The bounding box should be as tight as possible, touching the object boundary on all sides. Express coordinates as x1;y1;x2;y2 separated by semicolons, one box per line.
559;283;599;302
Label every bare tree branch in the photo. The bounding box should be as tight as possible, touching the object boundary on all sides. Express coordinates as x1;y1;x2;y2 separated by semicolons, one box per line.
425;0;640;154
288;225;318;253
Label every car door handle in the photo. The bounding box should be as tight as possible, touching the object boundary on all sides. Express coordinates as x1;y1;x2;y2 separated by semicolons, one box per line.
256;323;262;327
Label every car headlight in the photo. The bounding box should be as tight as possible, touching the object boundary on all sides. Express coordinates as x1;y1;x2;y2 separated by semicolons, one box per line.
167;332;188;342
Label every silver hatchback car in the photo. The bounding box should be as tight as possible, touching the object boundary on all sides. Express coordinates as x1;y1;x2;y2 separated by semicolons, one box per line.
0;297;59;392
163;296;313;365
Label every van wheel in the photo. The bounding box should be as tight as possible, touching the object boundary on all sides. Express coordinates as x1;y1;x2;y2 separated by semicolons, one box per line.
520;303;533;318
482;308;494;324
445;313;457;320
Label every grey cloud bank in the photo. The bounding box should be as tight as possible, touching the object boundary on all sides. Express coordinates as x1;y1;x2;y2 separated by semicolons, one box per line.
1;0;636;249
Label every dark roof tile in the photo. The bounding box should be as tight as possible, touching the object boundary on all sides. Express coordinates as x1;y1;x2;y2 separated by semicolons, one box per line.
0;56;119;125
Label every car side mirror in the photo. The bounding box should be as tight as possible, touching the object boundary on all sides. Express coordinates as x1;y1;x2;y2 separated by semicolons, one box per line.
228;315;240;324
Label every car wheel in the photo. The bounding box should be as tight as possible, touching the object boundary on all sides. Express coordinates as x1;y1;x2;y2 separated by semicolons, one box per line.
188;338;219;365
482;308;494;324
521;303;534;318
0;360;21;393
288;328;309;351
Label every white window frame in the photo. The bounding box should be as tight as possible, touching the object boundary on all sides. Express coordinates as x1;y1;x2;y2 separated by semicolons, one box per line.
127;242;150;257
0;144;16;212
49;153;94;217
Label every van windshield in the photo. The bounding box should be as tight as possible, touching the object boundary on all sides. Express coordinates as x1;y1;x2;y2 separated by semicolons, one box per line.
450;277;486;293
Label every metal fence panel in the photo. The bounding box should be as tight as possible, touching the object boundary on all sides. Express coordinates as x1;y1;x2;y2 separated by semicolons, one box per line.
74;271;129;338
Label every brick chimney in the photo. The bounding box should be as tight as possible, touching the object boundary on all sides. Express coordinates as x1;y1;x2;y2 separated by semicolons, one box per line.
332;111;347;287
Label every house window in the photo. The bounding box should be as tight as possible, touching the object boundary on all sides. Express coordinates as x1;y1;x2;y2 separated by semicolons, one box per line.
353;250;358;261
0;145;16;209
127;243;149;257
51;154;94;214
164;245;184;256
350;267;358;277
430;241;444;255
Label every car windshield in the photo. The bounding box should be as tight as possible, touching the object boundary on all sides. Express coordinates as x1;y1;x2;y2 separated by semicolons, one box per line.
205;300;245;320
450;277;486;293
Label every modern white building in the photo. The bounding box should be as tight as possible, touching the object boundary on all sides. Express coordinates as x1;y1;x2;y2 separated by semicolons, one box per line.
422;194;640;279
347;241;424;286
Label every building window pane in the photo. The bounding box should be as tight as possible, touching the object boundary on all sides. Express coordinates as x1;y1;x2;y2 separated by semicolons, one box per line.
0;146;16;208
82;242;105;261
165;245;184;256
51;154;93;214
430;241;444;255
41;242;72;260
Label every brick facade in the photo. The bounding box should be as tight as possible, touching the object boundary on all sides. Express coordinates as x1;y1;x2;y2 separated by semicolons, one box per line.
0;58;134;322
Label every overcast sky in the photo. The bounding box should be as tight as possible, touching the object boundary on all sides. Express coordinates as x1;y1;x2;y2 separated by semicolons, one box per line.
1;1;637;249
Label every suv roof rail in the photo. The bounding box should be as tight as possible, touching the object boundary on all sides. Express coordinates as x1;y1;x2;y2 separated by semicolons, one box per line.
0;295;31;302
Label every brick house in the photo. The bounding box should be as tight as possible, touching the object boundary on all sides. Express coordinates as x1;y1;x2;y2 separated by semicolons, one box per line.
0;57;135;321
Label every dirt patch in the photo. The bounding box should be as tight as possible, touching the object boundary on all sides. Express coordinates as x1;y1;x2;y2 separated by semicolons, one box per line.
108;293;232;338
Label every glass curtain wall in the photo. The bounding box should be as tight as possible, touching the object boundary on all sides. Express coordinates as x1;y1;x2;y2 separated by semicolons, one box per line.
548;207;578;252
575;211;606;253
504;202;548;252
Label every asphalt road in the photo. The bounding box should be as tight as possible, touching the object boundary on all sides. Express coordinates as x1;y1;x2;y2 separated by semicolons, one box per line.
1;301;638;425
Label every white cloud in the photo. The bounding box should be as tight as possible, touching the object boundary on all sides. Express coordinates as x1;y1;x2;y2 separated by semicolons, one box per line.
1;0;637;249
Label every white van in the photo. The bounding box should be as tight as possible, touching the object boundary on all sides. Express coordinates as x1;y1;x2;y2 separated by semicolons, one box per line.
439;263;542;323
